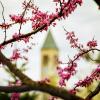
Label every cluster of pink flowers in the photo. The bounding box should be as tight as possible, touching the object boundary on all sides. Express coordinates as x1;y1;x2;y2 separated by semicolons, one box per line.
12;33;30;43
58;30;99;91
57;62;77;86
75;65;100;88
75;76;93;87
87;40;97;48
65;65;100;95
31;11;51;30
0;23;10;29
0;0;83;46
31;6;58;31
53;0;82;19
66;31;78;48
10;80;21;100
10;49;21;61
0;45;4;49
11;93;20;100
12;33;19;39
22;37;30;43
22;0;34;9
27;0;82;31
68;89;77;94
9;14;26;23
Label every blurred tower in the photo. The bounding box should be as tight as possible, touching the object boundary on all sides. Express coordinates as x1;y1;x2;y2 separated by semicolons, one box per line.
40;30;59;99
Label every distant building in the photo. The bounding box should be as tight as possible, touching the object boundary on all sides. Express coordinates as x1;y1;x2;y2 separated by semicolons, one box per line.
40;30;59;100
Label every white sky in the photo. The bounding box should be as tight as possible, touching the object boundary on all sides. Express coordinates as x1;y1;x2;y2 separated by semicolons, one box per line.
0;0;100;88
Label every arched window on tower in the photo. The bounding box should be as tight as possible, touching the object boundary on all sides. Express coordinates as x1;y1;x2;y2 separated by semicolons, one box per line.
43;55;49;66
53;55;58;66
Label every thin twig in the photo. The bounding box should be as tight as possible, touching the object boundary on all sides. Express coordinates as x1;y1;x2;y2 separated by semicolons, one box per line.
0;1;7;42
18;0;32;35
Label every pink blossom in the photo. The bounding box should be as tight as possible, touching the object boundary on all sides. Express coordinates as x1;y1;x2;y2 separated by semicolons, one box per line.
75;76;93;87
0;45;4;49
57;62;77;86
22;37;30;43
10;14;26;23
10;80;21;100
11;49;21;60
59;78;66;86
0;23;10;29
87;40;97;48
68;89;76;94
12;33;19;39
11;93;20;100
66;31;78;48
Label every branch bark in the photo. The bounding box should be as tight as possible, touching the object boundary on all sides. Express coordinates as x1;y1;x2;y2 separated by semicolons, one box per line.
0;85;83;100
0;50;82;100
86;82;100;100
94;0;100;7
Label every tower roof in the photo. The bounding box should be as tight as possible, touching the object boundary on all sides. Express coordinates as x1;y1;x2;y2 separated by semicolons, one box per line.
41;30;58;50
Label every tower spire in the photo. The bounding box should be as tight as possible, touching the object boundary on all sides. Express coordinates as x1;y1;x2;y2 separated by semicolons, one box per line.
41;30;58;50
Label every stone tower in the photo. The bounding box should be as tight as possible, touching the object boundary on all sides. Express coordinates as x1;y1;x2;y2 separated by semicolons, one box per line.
40;30;59;99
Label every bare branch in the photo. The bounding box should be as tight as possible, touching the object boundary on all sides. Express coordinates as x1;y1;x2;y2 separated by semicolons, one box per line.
0;84;84;100
0;0;7;42
18;0;32;34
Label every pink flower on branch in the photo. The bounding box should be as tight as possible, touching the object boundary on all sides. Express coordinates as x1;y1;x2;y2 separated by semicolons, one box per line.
57;62;77;86
12;33;30;43
22;37;30;43
0;23;10;29
87;40;97;48
58;29;99;88
9;14;26;23
0;45;4;49
22;0;34;9
10;49;21;61
12;33;19;39
10;80;21;100
74;65;100;88
68;89;77;94
30;0;82;31
0;0;82;47
66;31;79;48
11;93;20;100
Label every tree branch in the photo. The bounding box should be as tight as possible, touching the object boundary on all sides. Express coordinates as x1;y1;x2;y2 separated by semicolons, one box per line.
0;84;84;100
1;15;57;46
18;0;32;34
94;0;100;7
86;82;100;100
0;0;7;42
0;0;81;46
0;51;82;100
